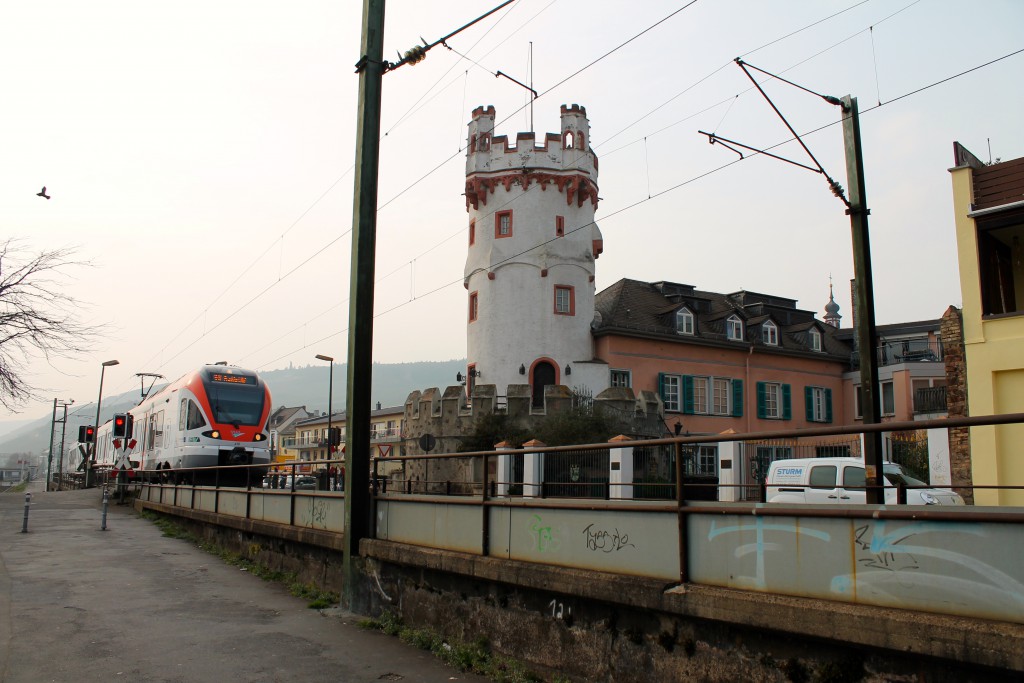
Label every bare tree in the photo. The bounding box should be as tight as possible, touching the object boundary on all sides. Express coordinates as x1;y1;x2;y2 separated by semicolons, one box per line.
0;239;99;411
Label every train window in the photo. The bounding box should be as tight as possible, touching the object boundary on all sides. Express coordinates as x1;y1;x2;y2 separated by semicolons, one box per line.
204;376;265;426
180;399;206;430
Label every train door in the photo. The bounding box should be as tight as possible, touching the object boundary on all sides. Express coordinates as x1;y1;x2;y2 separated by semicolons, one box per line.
148;410;165;465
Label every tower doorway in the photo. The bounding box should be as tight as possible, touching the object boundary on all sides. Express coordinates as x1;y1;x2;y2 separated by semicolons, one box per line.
531;360;556;408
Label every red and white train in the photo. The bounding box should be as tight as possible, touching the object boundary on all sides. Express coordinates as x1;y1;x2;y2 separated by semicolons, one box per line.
84;364;273;484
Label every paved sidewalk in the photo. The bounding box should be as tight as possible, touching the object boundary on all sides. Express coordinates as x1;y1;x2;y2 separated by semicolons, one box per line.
0;481;485;683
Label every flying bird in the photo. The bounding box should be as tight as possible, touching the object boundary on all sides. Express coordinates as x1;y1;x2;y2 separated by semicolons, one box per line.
37;186;50;200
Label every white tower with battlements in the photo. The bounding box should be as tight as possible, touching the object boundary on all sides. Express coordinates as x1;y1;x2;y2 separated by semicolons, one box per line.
464;104;606;406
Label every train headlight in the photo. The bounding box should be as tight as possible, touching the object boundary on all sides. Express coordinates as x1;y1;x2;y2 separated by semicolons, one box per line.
203;430;222;439
254;433;265;442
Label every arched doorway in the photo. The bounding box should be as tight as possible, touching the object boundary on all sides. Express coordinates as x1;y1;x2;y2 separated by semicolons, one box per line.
531;360;556;408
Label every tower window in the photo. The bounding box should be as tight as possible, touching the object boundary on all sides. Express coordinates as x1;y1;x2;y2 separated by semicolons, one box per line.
469;219;476;246
495;210;513;239
555;215;564;237
554;285;575;316
469;291;479;322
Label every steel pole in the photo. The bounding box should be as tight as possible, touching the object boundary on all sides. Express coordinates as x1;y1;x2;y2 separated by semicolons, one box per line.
46;398;58;492
344;0;385;610
57;404;70;491
841;95;884;504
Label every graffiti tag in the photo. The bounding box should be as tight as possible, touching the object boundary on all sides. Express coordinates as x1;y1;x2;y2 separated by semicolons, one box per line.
583;523;635;553
528;514;560;553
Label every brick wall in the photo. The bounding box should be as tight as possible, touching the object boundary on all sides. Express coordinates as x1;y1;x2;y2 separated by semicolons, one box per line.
941;306;973;504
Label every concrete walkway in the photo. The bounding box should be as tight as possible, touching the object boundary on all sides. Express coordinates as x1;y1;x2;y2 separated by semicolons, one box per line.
0;480;486;683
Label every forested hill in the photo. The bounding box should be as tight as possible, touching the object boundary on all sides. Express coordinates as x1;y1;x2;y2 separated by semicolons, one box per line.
258;359;466;412
0;359;465;459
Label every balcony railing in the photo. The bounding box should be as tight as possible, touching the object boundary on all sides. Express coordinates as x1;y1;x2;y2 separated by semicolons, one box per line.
915;386;947;414
851;339;944;369
282;427;404;449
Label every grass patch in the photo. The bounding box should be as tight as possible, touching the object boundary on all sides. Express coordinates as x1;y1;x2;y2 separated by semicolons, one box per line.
360;611;545;683
137;510;338;609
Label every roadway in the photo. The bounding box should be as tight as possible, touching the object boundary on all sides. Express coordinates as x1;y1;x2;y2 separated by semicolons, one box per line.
0;479;486;683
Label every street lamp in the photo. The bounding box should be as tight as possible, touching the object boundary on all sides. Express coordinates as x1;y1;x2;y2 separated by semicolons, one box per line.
315;354;334;465
89;360;119;487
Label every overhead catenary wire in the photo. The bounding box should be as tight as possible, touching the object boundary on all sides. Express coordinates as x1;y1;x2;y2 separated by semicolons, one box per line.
103;2;1015;393
254;46;1024;372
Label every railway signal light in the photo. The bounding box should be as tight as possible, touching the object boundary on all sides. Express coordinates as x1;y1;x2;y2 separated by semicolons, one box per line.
113;414;127;438
124;413;134;439
328;427;342;447
78;425;96;443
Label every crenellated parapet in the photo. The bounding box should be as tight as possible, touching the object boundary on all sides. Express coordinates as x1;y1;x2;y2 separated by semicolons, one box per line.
402;383;663;458
465;104;599;212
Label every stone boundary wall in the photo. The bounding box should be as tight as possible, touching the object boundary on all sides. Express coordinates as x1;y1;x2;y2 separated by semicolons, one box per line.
132;497;1024;681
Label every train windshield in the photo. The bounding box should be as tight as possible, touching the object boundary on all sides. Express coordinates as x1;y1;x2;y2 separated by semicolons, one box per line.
202;372;264;426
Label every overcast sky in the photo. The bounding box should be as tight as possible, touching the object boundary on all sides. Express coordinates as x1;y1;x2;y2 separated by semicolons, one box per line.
2;0;1021;425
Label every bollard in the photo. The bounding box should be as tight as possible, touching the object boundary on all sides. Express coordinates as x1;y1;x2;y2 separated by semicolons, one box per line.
21;492;31;533
101;487;110;531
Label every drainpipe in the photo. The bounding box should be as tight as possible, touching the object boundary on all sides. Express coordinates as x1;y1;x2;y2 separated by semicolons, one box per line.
745;345;754;433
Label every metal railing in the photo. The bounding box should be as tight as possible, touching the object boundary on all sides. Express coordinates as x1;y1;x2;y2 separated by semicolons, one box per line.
852;339;944;369
915;385;947;413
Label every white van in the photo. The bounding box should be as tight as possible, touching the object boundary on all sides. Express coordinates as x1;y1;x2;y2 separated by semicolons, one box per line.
765;457;964;505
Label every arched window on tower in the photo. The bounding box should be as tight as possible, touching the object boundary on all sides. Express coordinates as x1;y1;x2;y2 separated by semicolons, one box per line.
577;131;585;150
563;130;574;150
469;134;477;153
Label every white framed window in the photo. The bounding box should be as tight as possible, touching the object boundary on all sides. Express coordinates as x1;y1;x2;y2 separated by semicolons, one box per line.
854;382;895;419
697;445;718;476
726;314;743;341
809;328;822;352
675;308;694;335
610;369;631;388
692;377;708;414
762;320;778;345
765;383;781;418
662;375;680;412
808;386;829;422
712;377;730;415
882;380;895;416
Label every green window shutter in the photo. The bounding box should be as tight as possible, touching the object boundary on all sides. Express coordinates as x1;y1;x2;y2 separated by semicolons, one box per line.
682;375;695;415
658;373;667;403
731;379;743;417
825;388;833;424
782;383;792;420
805;386;814;421
756;382;766;419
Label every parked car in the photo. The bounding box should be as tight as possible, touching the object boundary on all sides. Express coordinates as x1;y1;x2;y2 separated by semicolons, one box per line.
765;458;964;505
293;476;317;490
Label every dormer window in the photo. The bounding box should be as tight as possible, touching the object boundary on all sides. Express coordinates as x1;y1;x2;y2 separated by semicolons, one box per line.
726;315;744;341
809;328;822;352
675;308;694;335
762;320;778;346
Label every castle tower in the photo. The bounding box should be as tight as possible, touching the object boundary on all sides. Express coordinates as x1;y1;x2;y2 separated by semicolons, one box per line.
464;104;604;406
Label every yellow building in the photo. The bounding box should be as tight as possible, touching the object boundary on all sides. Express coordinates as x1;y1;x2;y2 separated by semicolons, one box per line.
950;142;1024;505
281;403;406;476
